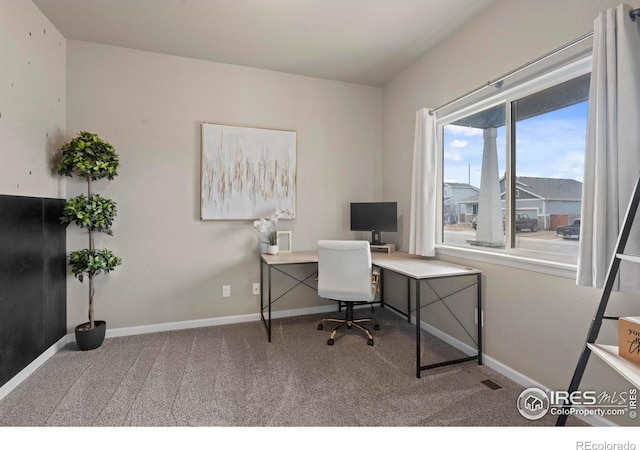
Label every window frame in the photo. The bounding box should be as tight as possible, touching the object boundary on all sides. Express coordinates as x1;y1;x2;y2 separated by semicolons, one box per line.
435;55;592;278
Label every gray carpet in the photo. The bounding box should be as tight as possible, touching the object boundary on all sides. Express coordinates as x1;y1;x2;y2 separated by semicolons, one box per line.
0;308;585;427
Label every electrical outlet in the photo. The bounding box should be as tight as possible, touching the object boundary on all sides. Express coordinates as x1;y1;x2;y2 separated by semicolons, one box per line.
252;283;260;295
223;285;231;297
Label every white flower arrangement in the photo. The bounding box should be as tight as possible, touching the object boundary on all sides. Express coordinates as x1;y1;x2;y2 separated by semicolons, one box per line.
254;208;295;245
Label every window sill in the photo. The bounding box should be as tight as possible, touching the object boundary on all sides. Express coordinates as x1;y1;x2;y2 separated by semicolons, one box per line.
435;244;578;279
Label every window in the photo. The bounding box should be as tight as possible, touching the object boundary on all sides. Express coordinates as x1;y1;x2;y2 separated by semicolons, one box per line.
438;57;590;266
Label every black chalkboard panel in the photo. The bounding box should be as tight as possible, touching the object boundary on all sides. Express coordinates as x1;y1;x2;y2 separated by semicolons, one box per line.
0;195;66;387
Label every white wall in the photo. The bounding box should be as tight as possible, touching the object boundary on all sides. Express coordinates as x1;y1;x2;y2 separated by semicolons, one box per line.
7;0;638;425
382;0;640;425
65;40;382;331
0;0;66;198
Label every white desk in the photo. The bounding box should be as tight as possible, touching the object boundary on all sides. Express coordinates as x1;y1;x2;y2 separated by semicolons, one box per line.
260;250;482;378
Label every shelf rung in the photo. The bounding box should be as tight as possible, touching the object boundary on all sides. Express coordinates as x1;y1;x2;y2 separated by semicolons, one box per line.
616;253;640;264
587;344;640;389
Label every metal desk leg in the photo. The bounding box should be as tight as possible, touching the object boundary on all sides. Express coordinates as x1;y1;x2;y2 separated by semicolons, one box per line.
415;278;421;379
259;258;272;342
379;268;385;308
268;264;272;342
477;273;483;365
407;278;411;323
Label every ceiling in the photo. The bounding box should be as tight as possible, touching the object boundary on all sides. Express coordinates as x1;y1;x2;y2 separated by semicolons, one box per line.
32;0;496;87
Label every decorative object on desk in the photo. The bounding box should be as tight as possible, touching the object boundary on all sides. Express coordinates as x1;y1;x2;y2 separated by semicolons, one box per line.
370;243;395;253
254;208;294;254
56;131;123;351
276;230;292;253
200;122;297;220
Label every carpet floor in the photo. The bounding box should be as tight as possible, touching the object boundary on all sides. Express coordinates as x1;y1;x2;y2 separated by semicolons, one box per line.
0;308;585;427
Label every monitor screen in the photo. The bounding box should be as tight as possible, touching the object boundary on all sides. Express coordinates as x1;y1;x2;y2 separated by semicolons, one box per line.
350;202;398;233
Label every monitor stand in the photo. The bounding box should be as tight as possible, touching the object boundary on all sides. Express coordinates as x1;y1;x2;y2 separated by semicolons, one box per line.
371;230;384;246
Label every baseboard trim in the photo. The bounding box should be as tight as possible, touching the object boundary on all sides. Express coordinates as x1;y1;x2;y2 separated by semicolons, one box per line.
384;307;615;427
105;304;339;338
0;305;338;401
482;355;615;427
0;306;618;426
0;334;72;401
384;306;479;357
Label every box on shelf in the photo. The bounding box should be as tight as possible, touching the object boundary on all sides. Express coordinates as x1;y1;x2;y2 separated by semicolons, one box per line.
618;317;640;364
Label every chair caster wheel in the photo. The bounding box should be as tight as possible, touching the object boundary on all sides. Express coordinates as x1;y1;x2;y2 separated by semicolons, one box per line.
374;324;380;330
327;339;334;346
367;339;374;346
317;324;323;330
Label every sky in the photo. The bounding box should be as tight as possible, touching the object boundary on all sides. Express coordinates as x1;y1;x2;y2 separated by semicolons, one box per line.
443;101;589;188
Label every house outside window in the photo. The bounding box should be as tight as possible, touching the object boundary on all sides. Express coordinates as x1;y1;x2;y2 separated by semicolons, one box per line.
437;52;591;267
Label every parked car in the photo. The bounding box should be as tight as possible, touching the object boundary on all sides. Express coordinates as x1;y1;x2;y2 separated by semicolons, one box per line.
556;218;580;239
512;213;538;232
472;214;538;232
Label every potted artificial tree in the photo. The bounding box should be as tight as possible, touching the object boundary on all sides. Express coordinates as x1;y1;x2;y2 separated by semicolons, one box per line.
57;131;122;351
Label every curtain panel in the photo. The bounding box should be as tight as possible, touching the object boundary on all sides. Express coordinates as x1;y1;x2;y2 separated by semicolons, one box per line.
577;3;640;293
409;108;437;257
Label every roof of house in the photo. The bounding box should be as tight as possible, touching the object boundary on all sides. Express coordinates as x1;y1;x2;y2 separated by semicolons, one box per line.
444;182;479;190
514;176;582;200
457;176;582;204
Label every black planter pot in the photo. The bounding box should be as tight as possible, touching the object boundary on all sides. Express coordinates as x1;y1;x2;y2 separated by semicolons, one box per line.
75;320;106;351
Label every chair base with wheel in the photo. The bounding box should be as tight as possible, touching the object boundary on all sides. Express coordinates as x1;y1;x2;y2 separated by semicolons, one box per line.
317;302;380;346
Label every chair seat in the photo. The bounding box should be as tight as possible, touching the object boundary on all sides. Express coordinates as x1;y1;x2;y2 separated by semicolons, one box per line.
317;285;377;303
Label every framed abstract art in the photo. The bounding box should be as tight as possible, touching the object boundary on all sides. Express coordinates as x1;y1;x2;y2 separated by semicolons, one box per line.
201;123;296;220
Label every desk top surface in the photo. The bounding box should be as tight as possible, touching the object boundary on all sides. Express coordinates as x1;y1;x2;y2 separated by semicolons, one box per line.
261;250;480;279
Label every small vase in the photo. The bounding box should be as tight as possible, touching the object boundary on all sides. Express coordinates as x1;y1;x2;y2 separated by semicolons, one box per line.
267;244;279;255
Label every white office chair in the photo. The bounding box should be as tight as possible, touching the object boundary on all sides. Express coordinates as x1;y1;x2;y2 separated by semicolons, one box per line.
316;240;381;346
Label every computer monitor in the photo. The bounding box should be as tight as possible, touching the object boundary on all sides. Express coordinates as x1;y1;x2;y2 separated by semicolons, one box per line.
350;202;397;245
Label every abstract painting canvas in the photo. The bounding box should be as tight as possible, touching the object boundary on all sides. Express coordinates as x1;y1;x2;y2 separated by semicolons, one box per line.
201;123;296;220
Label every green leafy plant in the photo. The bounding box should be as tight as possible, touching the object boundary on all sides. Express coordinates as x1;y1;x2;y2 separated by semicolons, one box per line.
57;131;122;331
60;194;117;234
57;131;119;180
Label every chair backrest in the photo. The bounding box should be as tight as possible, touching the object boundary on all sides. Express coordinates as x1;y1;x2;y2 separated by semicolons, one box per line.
317;240;374;302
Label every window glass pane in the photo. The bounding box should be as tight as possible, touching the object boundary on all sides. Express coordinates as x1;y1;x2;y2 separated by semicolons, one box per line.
442;104;506;252
511;73;590;261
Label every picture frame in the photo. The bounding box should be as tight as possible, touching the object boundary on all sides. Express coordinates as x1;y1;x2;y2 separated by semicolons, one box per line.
276;230;292;253
201;123;297;220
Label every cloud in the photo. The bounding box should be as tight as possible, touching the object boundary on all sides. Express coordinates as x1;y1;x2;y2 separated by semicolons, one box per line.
450;139;467;149
443;101;588;189
444;152;464;162
514;117;586;181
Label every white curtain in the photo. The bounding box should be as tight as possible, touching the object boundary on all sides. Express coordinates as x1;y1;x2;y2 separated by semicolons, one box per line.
409;108;437;257
577;4;640;292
